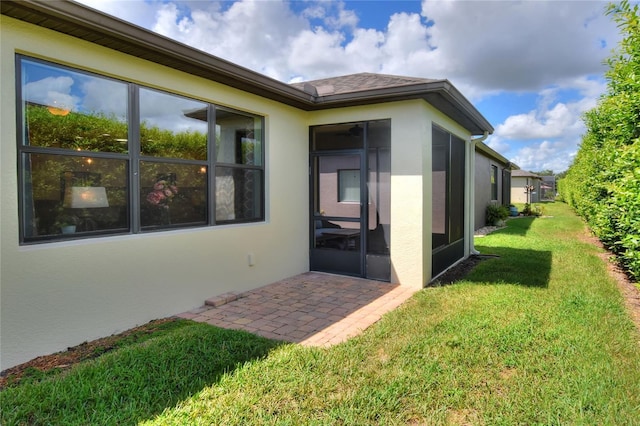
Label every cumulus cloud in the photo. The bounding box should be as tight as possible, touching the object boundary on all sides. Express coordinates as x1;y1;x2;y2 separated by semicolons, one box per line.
486;136;511;157
150;0;308;80
76;0;618;94
491;75;604;172
24;76;78;111
419;0;617;93
74;0;618;172
496;101;582;140
510;140;577;173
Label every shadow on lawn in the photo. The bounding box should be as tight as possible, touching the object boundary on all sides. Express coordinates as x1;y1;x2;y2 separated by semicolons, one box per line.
503;216;536;236
0;324;285;425
468;247;552;288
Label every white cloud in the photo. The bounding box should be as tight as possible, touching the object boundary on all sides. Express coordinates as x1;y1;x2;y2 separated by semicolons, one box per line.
24;76;76;109
75;0;618;97
496;102;581;140
73;0;619;172
510;140;577;173
486;136;511;157
491;74;605;172
81;78;128;118
150;0;309;80
419;0;618;94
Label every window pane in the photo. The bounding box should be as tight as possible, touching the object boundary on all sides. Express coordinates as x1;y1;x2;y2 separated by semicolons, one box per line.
140;88;208;160
315;155;361;219
338;169;360;202
215;167;262;222
140;162;207;228
449;135;465;242
216;109;262;166
21;59;128;153
312;122;364;150
491;165;498;201
22;153;129;240
432;127;448;249
367;147;391;255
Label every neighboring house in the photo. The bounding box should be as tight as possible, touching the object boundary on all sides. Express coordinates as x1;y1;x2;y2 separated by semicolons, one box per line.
474;142;518;229
540;175;556;200
511;170;543;204
0;1;493;370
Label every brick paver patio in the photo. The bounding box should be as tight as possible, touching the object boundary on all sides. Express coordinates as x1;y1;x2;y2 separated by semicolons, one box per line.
177;272;417;347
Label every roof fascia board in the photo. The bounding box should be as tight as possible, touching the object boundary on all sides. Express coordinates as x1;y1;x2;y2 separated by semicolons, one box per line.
309;80;494;135
475;141;509;165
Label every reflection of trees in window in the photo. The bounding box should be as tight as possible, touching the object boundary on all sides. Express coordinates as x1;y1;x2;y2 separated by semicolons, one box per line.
18;55;264;243
139;87;208;161
25;104;128;153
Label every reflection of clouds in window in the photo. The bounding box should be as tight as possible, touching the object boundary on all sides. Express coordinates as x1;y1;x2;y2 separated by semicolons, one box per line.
81;78;127;119
23;61;127;119
140;88;207;134
24;76;78;111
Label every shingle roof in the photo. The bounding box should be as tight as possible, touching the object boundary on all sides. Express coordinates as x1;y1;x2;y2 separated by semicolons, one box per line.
291;73;441;96
512;170;542;179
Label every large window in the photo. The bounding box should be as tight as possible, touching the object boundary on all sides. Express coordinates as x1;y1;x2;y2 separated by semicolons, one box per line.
17;56;264;243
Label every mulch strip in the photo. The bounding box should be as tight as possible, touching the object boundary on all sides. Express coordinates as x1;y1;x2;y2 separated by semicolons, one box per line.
0;318;179;389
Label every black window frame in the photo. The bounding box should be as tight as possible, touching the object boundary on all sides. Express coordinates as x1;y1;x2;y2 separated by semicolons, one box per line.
16;55;265;244
490;164;499;201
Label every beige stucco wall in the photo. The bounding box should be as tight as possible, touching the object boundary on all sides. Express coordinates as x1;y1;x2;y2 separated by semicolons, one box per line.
474;152;506;229
511;177;541;204
1;15;479;370
307;102;473;287
0;16;309;370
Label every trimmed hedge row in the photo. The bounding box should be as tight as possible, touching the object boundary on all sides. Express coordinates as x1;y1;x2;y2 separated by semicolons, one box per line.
559;1;640;280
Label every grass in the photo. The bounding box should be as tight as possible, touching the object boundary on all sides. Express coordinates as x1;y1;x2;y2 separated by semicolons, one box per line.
1;318;192;389
2;202;640;425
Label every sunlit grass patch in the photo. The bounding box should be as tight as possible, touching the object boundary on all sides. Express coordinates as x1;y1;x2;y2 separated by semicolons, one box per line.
2;203;640;425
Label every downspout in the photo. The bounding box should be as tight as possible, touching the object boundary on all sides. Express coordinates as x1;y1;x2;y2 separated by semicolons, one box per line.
468;131;489;256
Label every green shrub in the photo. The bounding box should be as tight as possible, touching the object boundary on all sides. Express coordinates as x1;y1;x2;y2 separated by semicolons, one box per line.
486;204;509;226
559;1;640;279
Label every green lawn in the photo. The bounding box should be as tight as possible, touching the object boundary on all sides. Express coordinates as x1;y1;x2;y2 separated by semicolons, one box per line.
2;202;639;425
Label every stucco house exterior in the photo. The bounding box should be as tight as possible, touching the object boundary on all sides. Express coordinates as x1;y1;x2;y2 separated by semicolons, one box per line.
0;0;494;370
474;141;517;229
511;170;543;204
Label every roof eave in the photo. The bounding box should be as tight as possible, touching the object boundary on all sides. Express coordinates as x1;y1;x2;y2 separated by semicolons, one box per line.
309;81;494;135
475;141;509;165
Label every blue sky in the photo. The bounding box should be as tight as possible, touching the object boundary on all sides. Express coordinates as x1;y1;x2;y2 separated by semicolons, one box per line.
77;0;621;173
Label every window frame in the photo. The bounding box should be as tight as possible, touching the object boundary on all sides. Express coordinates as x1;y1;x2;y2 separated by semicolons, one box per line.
337;168;360;203
490;164;499;201
16;55;265;244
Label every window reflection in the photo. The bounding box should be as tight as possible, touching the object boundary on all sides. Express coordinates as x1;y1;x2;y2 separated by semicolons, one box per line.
18;56;265;243
216;109;262;166
140;162;207;228
215;167;262;222
140;88;208;161
23;153;128;239
21;59;128;153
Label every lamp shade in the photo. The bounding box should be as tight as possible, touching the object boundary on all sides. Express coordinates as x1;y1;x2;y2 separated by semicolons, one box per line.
65;187;109;208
